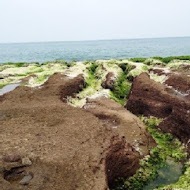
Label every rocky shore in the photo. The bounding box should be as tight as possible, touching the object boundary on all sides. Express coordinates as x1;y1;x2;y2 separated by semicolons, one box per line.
0;57;190;190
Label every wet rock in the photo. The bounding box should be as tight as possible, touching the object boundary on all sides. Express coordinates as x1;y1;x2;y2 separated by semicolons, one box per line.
3;155;21;163
102;72;116;90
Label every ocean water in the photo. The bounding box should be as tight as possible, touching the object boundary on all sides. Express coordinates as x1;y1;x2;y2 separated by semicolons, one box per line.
0;37;190;63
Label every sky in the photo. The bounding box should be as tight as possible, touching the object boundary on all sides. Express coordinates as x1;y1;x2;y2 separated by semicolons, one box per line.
0;0;190;43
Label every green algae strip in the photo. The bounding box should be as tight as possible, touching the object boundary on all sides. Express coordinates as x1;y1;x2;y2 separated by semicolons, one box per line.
0;62;67;88
67;60;123;107
112;116;188;190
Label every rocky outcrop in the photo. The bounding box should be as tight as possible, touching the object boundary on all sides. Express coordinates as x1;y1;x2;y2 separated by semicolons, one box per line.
84;97;155;156
105;136;140;188
0;73;153;190
165;73;190;94
126;72;190;152
83;97;155;187
126;73;174;118
101;72;116;90
60;73;85;101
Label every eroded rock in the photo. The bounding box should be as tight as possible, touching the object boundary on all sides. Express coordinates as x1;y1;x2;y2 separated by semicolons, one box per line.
106;136;140;188
126;72;190;152
0;73;148;190
102;72;116;90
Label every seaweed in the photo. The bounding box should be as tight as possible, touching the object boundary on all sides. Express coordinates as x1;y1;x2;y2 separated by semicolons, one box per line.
130;57;147;63
152;56;190;64
110;72;131;106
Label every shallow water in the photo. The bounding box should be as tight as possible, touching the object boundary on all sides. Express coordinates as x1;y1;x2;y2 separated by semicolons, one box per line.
0;83;20;96
0;37;190;63
144;158;183;190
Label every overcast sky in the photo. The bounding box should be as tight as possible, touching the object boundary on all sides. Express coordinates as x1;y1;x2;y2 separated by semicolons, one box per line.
0;0;190;43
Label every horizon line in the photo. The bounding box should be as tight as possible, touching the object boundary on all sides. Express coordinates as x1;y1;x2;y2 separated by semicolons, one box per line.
0;35;190;45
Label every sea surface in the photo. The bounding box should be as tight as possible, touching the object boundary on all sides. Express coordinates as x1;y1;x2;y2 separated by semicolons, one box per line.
0;37;190;64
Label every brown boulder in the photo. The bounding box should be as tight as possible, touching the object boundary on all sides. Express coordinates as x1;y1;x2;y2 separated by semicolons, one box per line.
84;97;155;187
126;73;174;118
0;73;152;189
102;72;116;90
126;72;190;152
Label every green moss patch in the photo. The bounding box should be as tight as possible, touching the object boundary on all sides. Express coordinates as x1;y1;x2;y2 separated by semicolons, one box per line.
110;72;131;106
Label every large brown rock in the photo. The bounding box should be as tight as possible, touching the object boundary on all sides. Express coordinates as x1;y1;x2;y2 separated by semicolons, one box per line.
126;73;174;118
126;72;190;152
0;73;153;190
101;72;116;91
84;97;155;188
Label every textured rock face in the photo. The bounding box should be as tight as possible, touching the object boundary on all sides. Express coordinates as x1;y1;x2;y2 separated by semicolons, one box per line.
60;73;85;101
165;73;190;95
0;73;152;190
101;72;116;90
84;97;155;156
126;72;190;151
126;73;174;118
105;136;140;188
84;97;155;188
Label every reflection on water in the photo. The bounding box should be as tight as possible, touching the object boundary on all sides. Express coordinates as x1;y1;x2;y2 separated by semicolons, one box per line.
0;83;20;96
144;158;183;190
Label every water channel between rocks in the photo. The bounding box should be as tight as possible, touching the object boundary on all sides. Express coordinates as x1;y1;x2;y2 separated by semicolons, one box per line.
0;83;20;96
144;158;183;190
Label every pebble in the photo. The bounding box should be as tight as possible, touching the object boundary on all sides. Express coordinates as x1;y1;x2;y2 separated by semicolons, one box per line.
22;157;32;166
19;172;33;185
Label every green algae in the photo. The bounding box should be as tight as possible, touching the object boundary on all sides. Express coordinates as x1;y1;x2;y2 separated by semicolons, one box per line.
127;62;149;77
112;116;187;190
67;60;123;107
130;57;147;63
153;56;190;64
0;62;67;88
67;62;100;107
110;72;131;106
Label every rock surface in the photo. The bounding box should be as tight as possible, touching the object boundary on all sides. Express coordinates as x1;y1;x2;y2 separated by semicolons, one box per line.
101;72;116;90
84;97;155;188
0;73;152;190
126;72;190;151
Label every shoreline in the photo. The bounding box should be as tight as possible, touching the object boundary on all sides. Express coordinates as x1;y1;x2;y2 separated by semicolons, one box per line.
0;57;190;190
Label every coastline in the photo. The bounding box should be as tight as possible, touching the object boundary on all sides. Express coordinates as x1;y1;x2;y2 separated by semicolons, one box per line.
0;57;190;189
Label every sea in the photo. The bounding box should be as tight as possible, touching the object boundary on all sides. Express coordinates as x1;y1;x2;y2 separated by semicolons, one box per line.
0;37;190;64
